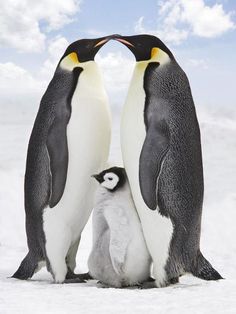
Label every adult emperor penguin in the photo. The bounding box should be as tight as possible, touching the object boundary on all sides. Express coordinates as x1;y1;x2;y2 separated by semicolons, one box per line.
88;167;151;288
113;34;222;287
12;36;112;283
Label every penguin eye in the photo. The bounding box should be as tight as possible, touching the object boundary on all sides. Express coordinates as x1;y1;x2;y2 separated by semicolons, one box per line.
108;177;113;181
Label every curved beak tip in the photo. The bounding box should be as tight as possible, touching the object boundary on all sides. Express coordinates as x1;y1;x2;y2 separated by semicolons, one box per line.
94;35;134;48
113;37;135;48
94;38;109;48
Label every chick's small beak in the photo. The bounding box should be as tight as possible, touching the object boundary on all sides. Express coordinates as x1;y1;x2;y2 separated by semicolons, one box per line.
91;174;102;183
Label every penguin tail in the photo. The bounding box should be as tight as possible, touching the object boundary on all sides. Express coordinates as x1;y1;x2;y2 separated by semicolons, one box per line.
12;252;38;280
191;252;223;281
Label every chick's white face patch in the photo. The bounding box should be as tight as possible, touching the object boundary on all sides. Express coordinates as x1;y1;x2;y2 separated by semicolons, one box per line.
101;172;119;190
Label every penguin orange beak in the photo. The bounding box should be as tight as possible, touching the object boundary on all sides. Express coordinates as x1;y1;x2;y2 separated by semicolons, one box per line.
94;38;109;48
94;34;130;48
114;38;135;48
94;35;116;48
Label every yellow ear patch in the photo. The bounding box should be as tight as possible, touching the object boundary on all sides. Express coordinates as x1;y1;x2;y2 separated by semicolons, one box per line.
68;52;79;63
136;46;170;68
151;47;159;59
150;47;170;65
60;52;80;71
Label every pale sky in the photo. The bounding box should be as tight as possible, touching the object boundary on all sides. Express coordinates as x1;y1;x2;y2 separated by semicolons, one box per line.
0;0;235;111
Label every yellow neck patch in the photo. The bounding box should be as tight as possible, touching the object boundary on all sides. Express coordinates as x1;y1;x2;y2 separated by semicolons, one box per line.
151;47;159;59
68;52;79;63
150;47;169;64
136;47;170;70
60;52;80;71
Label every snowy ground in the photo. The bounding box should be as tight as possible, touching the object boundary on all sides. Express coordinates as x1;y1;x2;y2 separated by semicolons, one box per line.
0;102;236;313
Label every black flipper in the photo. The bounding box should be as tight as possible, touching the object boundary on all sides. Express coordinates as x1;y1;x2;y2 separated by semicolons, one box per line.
45;67;82;208
47;116;69;208
11;252;38;280
139;120;170;210
191;252;223;281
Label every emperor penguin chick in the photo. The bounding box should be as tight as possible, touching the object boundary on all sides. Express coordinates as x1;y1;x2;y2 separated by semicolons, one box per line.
88;167;151;288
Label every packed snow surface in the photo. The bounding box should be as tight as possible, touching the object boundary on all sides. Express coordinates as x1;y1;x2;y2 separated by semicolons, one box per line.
0;103;236;313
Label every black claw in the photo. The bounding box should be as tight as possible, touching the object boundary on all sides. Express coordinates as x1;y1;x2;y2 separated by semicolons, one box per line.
64;278;86;284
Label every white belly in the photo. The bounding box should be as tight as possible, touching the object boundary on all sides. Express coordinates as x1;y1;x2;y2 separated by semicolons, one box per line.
43;63;111;248
121;65;173;286
123;213;151;284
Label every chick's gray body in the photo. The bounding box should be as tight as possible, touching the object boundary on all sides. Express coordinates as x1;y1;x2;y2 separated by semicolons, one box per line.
88;169;151;288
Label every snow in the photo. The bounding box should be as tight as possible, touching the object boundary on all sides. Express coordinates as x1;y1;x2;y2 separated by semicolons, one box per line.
0;102;236;313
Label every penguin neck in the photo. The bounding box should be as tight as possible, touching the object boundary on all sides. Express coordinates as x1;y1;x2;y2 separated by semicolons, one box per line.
60;60;104;91
129;62;148;91
134;48;170;74
78;61;105;94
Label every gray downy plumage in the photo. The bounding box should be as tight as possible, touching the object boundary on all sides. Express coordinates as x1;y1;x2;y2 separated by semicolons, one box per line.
88;167;152;288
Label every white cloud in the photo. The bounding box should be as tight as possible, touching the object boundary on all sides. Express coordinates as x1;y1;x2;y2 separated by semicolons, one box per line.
96;52;134;102
135;0;235;44
0;46;135;107
0;62;43;92
0;35;70;107
0;35;70;102
41;36;69;79
181;0;235;37
185;58;208;69
0;0;80;52
0;62;44;104
85;29;107;37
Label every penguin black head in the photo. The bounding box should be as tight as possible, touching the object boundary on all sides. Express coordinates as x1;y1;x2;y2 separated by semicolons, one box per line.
59;36;113;69
92;167;127;192
113;34;174;62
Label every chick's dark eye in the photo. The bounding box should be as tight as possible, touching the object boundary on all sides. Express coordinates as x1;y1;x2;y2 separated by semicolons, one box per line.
108;177;113;181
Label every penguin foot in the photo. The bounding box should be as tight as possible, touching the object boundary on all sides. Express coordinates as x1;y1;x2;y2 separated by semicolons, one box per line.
169;277;179;285
78;272;93;281
135;276;157;289
64;278;86;284
138;281;157;289
96;281;111;288
65;268;87;283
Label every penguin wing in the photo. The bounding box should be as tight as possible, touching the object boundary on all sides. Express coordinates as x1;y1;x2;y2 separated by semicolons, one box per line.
24;67;82;211
104;208;131;275
45;67;82;208
46;114;69;208
139;120;170;210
